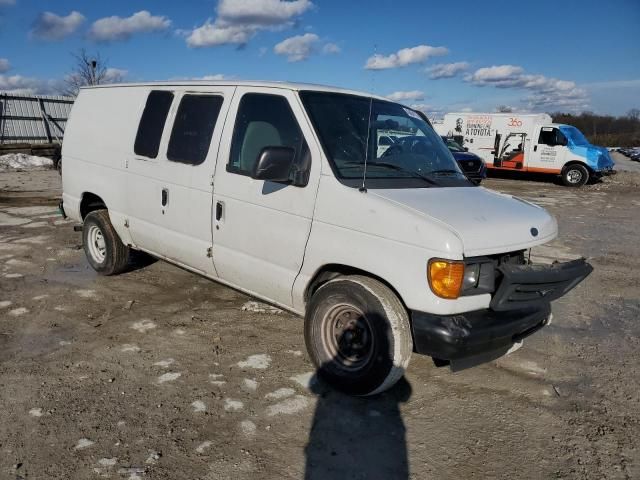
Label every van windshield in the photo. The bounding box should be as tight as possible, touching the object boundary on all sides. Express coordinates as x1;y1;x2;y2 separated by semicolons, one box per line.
299;91;471;188
559;125;590;146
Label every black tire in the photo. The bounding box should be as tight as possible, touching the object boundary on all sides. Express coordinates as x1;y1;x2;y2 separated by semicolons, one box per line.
304;275;413;396
562;163;589;187
83;210;130;275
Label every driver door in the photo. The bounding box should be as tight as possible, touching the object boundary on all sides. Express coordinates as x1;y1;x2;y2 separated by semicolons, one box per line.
528;126;566;173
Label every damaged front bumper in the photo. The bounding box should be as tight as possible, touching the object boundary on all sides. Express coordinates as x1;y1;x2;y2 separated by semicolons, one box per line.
411;258;593;361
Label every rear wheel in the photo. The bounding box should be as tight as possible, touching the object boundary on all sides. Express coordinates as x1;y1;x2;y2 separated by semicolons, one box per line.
304;275;413;396
83;210;130;275
562;163;589;187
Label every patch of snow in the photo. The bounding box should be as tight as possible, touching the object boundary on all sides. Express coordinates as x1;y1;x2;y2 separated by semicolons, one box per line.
153;358;175;368
265;388;295;400
241;301;283;314
224;398;244;411
290;372;317;390
265;395;310;416
156;372;181;384
242;378;258;391
240;420;257;436
191;400;206;413
0;153;53;171
74;438;95;450
237;354;271;370
195;441;212;454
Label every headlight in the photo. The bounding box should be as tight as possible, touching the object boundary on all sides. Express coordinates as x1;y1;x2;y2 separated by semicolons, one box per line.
428;259;464;299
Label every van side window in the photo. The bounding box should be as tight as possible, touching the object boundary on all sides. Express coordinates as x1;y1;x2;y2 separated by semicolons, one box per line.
538;128;566;146
134;91;174;159
167;95;224;165
228;93;310;185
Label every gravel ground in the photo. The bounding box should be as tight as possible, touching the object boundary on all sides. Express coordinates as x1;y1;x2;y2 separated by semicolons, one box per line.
0;169;638;479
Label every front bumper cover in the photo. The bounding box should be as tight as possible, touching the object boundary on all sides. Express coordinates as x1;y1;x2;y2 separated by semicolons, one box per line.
411;258;592;361
411;305;551;360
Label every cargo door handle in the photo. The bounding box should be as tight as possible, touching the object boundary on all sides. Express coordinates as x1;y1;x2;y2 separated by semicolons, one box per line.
215;201;223;221
533;145;538;152
161;188;169;207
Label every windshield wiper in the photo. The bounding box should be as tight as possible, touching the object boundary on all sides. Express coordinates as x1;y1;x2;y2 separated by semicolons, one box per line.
342;161;438;185
427;169;464;176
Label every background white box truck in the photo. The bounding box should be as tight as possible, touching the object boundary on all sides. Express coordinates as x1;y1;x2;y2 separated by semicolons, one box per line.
434;113;614;186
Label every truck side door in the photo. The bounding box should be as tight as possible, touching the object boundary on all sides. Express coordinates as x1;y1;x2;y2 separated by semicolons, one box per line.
527;126;566;174
126;87;234;275
211;87;321;308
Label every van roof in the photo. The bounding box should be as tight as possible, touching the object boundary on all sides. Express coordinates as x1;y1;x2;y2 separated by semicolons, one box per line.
82;80;389;101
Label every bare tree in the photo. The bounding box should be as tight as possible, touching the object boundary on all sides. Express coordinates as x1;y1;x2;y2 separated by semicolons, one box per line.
627;108;640;120
496;105;513;113
62;49;109;97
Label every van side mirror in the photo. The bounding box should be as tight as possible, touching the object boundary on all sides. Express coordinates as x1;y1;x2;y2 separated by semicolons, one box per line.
251;146;295;183
464;147;469;152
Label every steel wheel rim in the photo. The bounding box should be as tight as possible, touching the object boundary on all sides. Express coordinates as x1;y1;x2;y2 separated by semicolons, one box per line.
322;303;374;371
87;224;106;263
567;168;583;184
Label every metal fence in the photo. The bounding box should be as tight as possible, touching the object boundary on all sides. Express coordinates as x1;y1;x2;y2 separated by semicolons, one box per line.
0;93;74;144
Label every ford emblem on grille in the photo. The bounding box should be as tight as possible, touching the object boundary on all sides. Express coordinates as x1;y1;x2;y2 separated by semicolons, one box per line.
530;227;539;237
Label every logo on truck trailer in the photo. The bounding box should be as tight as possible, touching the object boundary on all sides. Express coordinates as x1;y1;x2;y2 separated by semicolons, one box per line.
465;115;492;136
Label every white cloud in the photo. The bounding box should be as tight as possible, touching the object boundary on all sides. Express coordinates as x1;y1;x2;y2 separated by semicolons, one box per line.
217;0;313;25
104;68;128;83
0;74;59;95
89;11;171;42
364;45;448;70
427;61;469;79
322;42;340;54
274;33;318;62
0;58;10;73
386;90;425;102
30;11;85;41
466;64;588;111
187;0;313;48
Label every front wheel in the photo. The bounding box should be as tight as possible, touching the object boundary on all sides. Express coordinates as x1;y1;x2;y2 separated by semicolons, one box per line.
562;163;589;187
304;275;413;396
83;210;130;275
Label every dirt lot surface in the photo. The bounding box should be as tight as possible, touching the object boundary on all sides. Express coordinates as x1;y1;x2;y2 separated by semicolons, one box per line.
1;169;639;480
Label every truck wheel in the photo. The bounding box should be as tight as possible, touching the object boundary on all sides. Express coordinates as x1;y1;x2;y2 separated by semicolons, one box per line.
304;275;413;396
83;210;130;275
562;164;589;187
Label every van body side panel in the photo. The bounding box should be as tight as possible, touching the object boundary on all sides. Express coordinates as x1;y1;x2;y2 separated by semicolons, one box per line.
125;86;235;275
61;87;143;245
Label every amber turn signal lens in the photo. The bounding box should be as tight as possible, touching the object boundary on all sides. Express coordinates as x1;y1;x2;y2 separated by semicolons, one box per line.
428;259;465;299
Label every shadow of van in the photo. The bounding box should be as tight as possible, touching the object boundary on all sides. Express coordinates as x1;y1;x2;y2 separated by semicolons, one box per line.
304;373;412;480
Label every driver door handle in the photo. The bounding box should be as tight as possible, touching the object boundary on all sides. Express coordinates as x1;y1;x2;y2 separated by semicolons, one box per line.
161;188;169;207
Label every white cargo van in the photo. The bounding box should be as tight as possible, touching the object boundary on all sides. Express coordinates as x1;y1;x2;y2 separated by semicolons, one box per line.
61;81;592;395
435;113;615;186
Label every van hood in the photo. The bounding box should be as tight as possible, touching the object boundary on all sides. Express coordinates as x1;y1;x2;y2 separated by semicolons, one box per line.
371;186;557;257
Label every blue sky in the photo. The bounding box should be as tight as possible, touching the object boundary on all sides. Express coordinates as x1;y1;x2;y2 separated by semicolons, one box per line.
1;0;639;116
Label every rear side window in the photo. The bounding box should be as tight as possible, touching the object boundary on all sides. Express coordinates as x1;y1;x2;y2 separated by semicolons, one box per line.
228;93;309;184
134;91;174;158
167;95;224;165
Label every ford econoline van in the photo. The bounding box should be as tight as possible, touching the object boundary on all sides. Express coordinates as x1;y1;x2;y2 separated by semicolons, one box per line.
61;81;592;395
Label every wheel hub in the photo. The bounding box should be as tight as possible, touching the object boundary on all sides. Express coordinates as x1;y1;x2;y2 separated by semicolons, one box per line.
87;225;106;263
567;169;582;183
323;304;374;370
